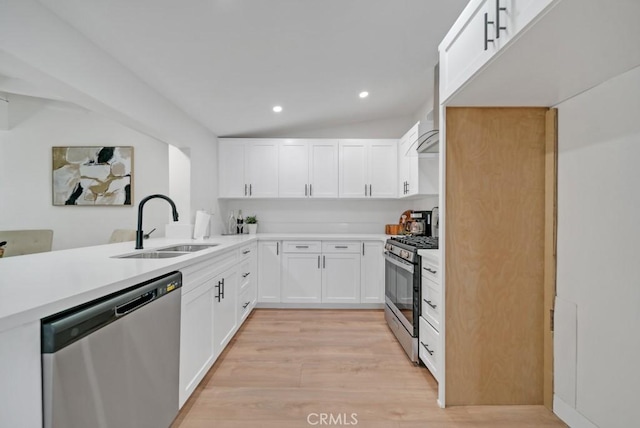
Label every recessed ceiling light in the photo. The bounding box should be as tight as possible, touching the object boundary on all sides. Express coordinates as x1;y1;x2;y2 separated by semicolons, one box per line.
359;91;369;99
272;105;283;113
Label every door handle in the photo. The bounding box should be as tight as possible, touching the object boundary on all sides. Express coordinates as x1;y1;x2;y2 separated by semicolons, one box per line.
364;184;368;196
420;341;434;355
496;0;507;38
221;278;225;299
323;255;326;269
244;184;248;196
362;242;365;256
318;255;320;269
335;245;348;249
276;242;279;255
242;301;251;309
369;184;372;196
243;249;251;254
242;272;250;278
305;183;308;196
249;184;252;196
309;184;313;196
215;281;222;302
484;12;495;51
424;299;437;310
423;267;437;274
296;245;309;249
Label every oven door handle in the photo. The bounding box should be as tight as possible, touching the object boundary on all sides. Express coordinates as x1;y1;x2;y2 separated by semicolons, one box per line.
384;252;414;274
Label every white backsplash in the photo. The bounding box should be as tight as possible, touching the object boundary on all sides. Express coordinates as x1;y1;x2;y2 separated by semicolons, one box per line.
218;197;438;234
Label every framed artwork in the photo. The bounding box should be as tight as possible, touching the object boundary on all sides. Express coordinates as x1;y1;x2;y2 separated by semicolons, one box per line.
52;146;133;206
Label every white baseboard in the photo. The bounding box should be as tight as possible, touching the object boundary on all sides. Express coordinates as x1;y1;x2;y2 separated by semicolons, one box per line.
256;302;384;310
554;395;599;428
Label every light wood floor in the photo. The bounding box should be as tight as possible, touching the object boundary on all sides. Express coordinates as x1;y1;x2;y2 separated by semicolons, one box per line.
172;309;566;428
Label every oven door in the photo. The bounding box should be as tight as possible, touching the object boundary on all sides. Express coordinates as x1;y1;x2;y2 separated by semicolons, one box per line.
384;251;417;336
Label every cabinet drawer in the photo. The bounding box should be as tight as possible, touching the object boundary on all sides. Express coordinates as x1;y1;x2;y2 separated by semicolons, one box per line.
282;241;321;253
238;286;254;322
421;259;439;284
238;259;252;292
321;241;360;253
239;243;256;258
419;316;440;381
181;252;236;293
421;278;441;332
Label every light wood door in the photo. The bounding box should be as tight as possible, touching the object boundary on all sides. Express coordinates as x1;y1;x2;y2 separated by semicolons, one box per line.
368;140;397;198
445;107;547;405
309;140;339;198
278;142;308;198
218;140;246;197
281;253;322;303
257;241;281;303
321;253;361;303
339;140;367;198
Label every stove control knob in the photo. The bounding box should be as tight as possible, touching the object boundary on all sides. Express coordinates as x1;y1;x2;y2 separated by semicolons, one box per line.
400;250;410;259
384;243;391;251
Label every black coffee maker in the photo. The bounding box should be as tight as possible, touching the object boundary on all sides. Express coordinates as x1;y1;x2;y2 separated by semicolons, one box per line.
408;210;433;236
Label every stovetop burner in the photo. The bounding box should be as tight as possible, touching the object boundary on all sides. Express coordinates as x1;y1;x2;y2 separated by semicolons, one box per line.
390;235;439;249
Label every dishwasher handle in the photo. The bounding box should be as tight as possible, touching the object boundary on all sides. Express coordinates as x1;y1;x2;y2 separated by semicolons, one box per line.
115;290;157;317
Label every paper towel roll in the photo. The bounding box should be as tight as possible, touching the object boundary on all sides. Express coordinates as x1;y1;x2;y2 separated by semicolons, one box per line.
193;210;211;240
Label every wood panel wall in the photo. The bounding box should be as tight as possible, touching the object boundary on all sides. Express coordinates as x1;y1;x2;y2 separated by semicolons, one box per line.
445;107;548;405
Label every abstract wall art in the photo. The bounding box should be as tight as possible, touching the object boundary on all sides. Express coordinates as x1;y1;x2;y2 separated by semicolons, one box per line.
52;146;133;206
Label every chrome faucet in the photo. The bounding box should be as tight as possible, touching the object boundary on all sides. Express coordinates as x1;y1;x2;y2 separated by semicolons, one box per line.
136;194;179;249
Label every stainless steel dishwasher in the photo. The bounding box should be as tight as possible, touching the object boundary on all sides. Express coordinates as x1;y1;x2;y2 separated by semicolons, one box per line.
41;271;182;428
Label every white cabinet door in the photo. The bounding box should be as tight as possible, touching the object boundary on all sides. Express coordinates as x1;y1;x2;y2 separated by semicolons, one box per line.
368;140;397;198
246;140;279;197
179;281;214;407
339;140;368;198
309;140;339;198
321;253;361;303
361;241;384;303
281;253;322;303
218;140;246;197
439;0;497;103
213;267;238;356
258;241;281;303
398;124;417;196
279;141;309;198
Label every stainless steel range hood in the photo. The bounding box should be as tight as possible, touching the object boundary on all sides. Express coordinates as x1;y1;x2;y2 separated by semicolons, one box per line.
415;64;439;154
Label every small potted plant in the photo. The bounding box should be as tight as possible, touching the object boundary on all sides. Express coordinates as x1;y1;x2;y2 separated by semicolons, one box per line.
245;215;258;234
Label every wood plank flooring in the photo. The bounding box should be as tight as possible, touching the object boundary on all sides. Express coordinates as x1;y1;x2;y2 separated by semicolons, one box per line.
172;309;566;428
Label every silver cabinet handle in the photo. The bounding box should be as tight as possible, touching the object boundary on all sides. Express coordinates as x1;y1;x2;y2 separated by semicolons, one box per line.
242;301;250;309
323;255;326;268
484;12;495;51
243;249;251;254
242;272;250;278
244;184;248;196
276;242;279;255
369;184;372;196
335;245;348;249
424;299;437;310
296;245;309;249
249;184;252;196
420;341;434;355
423;267;437;274
364;184;368;196
362;242;365;256
496;0;507;38
317;255;320;269
305;184;308;196
310;184;312;196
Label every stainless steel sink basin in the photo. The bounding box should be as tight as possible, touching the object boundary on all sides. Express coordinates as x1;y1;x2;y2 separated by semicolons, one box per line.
116;251;187;259
157;244;219;252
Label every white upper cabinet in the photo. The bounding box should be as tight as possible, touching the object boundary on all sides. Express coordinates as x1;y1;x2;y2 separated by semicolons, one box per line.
339;139;397;198
439;0;555;104
218;139;278;198
398;123;439;198
278;140;338;198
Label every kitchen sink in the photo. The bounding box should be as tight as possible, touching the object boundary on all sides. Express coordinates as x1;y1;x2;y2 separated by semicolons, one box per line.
115;251;187;259
157;244;219;252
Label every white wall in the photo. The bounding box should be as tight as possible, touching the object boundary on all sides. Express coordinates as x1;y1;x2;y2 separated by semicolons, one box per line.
0;95;171;250
218;197;438;235
554;65;640;428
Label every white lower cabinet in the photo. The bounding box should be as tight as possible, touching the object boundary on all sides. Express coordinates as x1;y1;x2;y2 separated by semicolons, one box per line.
321;253;361;303
361;241;384;303
281;252;322;303
419;316;440;382
258;241;281;302
179;280;215;407
213;266;238;357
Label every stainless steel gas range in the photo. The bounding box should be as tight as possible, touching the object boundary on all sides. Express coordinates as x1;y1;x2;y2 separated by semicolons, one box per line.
384;235;438;362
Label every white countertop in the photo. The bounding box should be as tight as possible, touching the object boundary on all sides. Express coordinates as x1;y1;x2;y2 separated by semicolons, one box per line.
0;233;390;332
